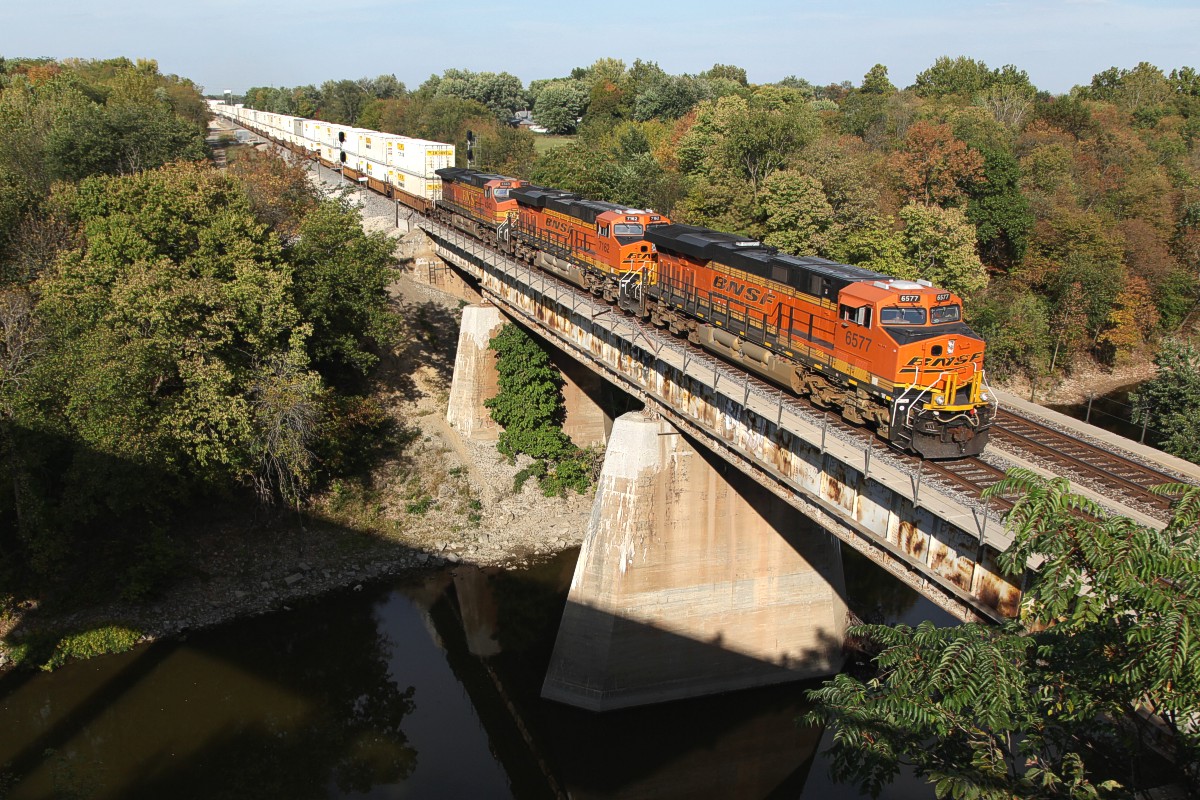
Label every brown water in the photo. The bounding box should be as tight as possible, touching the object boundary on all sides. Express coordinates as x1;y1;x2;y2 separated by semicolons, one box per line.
0;546;947;799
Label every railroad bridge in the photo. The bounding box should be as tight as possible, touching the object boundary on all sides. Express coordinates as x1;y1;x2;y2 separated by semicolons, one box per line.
282;144;1196;709
221;116;1200;711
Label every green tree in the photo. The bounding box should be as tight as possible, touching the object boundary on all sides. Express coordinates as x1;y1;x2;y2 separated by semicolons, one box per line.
1133;337;1200;462
633;74;708;121
678;94;818;198
953;114;1033;267
319;79;370;124
759;170;837;256
532;79;589;134
701;63;748;87
911;56;1032;99
809;470;1200;798
860;63;895;95
286;200;399;390
421;68;529;122
969;282;1052;379
899;203;988;298
829;218;909;275
484;324;596;496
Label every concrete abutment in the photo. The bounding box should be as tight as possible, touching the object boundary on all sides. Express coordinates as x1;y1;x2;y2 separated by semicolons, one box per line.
542;411;849;711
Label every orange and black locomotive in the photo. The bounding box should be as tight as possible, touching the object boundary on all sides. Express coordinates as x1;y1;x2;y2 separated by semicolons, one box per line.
434;168;996;458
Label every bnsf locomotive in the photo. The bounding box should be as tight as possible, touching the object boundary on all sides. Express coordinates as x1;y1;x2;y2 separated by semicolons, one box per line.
211;101;995;458
434;167;996;459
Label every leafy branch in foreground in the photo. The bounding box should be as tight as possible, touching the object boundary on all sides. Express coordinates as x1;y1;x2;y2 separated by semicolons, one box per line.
808;468;1200;799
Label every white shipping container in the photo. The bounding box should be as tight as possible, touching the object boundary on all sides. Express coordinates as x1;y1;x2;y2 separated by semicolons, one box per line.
357;156;388;181
387;167;442;201
386;138;455;179
302;120;320;145
356;131;401;164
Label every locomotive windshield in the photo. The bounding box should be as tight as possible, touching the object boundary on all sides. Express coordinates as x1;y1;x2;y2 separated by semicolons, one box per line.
881;307;927;325
613;222;644;236
493;188;510;199
931;304;961;324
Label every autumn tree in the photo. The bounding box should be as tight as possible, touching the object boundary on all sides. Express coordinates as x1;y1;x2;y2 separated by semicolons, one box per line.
227;148;318;239
1096;275;1159;364
891;121;985;207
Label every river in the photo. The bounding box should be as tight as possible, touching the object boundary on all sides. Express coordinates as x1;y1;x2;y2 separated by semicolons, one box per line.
1;542;949;799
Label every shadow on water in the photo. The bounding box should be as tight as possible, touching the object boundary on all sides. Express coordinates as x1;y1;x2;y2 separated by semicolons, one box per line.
1;533;950;799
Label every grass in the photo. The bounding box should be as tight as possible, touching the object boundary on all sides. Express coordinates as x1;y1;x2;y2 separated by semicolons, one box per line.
533;134;577;155
4;624;144;671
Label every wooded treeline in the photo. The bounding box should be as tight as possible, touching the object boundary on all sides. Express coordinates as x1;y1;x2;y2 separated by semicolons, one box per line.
242;58;1200;400
0;58;399;602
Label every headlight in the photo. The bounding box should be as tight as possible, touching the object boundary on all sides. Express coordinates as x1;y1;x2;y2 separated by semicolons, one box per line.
935;396;945;405
980;392;990;402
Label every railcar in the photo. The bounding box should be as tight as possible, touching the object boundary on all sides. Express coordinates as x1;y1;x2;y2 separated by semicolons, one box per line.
641;224;995;458
508;184;668;302
435;167;528;243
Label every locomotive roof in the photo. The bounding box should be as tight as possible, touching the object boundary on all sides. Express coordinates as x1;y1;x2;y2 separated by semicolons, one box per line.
436;167;513;188
512;185;627;224
645;223;888;287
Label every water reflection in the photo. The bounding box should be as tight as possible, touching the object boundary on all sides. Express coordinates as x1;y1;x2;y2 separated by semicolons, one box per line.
1;541;949;799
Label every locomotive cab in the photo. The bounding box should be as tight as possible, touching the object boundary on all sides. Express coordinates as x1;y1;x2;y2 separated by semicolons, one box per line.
595;211;667;274
839;279;996;458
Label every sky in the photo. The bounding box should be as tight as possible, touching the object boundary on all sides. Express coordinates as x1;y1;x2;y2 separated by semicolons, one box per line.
3;0;1198;96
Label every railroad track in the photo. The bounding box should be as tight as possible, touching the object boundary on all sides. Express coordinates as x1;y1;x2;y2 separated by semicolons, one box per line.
990;409;1181;517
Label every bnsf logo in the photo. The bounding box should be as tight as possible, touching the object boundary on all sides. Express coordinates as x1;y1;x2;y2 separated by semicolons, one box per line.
545;216;571;233
713;276;774;306
905;353;983;368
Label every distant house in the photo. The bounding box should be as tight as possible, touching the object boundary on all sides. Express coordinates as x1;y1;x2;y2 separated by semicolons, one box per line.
509;110;548;134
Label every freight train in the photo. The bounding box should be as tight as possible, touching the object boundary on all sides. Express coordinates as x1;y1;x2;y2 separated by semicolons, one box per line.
211;101;997;458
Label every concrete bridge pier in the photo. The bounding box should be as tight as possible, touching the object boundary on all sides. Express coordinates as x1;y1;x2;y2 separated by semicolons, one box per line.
447;306;613;447
553;349;613;448
543;411;849;711
446;303;506;441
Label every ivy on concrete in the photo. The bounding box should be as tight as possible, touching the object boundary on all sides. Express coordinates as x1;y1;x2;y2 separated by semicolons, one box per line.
484;324;599;496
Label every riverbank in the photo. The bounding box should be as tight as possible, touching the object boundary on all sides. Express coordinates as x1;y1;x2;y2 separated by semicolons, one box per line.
994;358;1157;407
0;199;594;672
